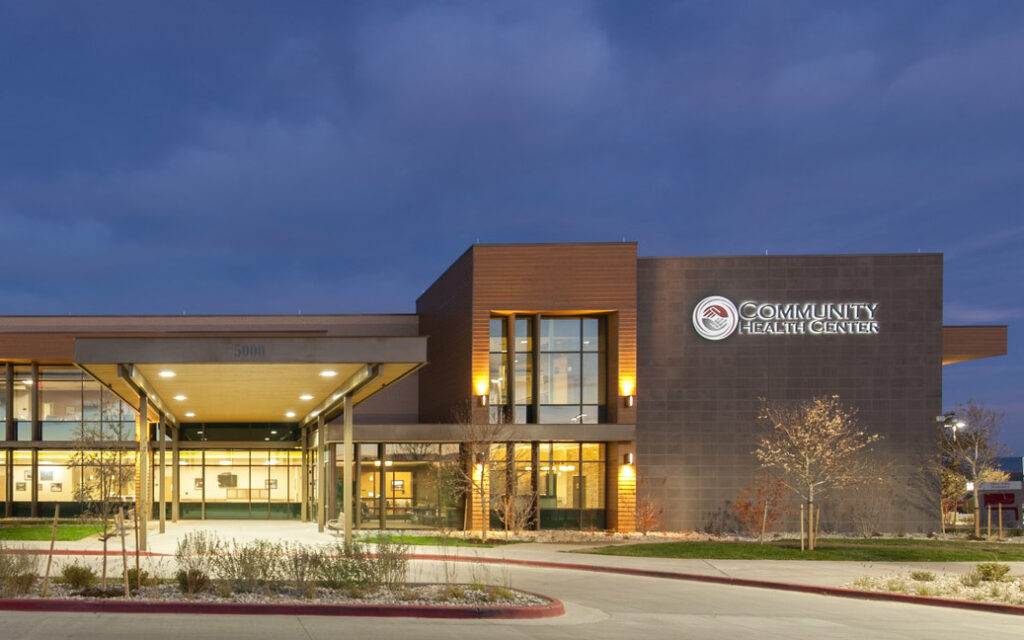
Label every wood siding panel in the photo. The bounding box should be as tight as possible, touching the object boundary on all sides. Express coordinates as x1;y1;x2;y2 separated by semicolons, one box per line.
943;326;1008;365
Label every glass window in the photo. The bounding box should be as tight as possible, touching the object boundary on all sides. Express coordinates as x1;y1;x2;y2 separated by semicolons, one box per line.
0;369;6;434
537;442;606;528
539;353;580;405
537;317;605;424
488;353;508;405
514;318;532;352
13;367;32;440
12;450;32;503
488;318;506;352
582;318;600;351
489;316;511;423
541;318;581;351
40;368;83;423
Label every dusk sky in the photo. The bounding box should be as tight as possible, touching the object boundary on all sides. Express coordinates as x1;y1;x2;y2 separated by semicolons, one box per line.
1;3;1020;451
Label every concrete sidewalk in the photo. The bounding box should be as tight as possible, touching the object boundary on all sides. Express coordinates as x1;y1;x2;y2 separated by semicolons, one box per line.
7;520;1022;589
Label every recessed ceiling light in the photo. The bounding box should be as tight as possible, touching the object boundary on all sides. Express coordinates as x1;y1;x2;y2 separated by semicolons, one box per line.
299;394;313;401
184;412;195;418
158;370;176;378
270;430;278;435
319;370;337;378
285;411;296;418
173;395;187;401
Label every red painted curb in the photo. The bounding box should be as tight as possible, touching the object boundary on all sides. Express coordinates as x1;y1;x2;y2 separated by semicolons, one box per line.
0;593;564;619
20;548;1024;617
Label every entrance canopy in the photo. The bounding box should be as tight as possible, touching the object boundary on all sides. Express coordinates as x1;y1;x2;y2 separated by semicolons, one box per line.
74;336;427;425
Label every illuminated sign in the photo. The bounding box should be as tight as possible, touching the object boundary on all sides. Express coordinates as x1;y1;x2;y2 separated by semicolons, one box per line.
692;296;879;340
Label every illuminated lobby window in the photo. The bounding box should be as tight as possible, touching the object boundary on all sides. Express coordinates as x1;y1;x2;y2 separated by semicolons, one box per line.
538;317;604;424
177;449;301;520
489;315;603;424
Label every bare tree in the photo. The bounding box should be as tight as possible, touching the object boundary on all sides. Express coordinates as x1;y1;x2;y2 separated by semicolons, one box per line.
634;479;663;536
753;395;884;550
491;444;535;538
451;401;510;542
68;420;136;590
940;400;1007;537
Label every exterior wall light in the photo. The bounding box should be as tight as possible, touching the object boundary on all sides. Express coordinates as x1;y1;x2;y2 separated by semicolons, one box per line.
624;394;635;408
623;452;634;465
474;378;489;406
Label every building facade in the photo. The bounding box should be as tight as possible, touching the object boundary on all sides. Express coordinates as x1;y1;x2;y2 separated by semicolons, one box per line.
0;243;1008;541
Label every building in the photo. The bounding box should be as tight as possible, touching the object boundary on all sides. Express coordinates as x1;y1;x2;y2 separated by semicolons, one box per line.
0;243;1008;543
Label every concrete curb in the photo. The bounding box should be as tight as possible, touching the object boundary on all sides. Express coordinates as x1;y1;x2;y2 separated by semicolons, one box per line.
407;555;1024;617
0;592;565;619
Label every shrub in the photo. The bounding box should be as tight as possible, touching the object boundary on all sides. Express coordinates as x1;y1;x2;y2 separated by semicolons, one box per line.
175;530;221;582
213;539;282;593
0;544;39;596
976;563;1011;582
319;542;377;590
732;476;789;539
960;572;982;587
909;571;935;582
5;573;36;596
374;534;409;592
61;562;98;589
280;542;323;598
127;567;153;589
175;569;211;594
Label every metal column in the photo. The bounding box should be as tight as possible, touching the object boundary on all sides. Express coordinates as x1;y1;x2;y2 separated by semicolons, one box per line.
158;416;166;534
342;394;353;551
317;415;326;532
30;363;39;517
171;426;179;522
4;363;13;517
328;445;338;521
300;426;309;522
137;394;148;551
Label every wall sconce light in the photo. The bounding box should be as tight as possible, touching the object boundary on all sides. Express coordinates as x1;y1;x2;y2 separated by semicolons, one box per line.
623;395;635;408
623;452;634;465
477;394;488;407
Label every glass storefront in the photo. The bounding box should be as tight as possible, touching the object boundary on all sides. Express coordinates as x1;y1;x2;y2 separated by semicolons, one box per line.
339;441;606;531
340;443;462;530
4;448;135;517
537;442;606;529
177;449;302;519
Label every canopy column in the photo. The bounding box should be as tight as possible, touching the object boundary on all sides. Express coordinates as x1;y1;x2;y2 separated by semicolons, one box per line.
158;416;167;534
342;394;353;551
137;394;149;551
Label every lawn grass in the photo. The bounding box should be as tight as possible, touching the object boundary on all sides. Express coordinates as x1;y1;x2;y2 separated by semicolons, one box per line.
580;539;1024;562
358;533;517;548
0;525;104;541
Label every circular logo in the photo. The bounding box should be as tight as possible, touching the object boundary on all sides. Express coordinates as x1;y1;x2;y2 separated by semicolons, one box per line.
692;296;739;341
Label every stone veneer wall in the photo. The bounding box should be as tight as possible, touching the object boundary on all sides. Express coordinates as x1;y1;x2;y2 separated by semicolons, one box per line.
636;254;943;534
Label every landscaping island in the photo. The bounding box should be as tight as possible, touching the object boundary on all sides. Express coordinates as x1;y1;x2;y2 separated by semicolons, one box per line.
0;531;563;619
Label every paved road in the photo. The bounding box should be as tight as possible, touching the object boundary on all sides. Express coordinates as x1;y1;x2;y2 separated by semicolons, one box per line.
2;561;1019;639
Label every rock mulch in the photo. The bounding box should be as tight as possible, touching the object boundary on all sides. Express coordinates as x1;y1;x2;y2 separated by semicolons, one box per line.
13;583;549;608
847;572;1024;606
